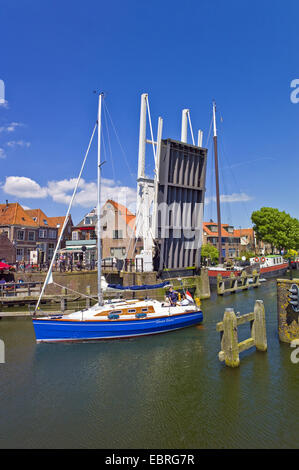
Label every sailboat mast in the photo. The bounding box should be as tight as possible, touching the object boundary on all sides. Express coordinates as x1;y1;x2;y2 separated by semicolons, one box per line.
213;101;222;264
97;93;104;305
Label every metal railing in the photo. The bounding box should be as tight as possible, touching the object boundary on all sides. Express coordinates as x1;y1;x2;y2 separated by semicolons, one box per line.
0;281;43;297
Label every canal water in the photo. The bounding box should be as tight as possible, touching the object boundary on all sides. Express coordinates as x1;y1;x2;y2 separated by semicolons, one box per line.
0;273;299;449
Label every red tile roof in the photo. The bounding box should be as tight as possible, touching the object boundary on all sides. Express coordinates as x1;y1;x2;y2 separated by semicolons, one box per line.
47;216;72;236
203;222;234;237
233;228;254;238
0;203;38;227
25;209;53;227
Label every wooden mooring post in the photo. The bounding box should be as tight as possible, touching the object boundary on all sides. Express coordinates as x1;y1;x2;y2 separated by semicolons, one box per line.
217;269;260;295
86;285;91;308
216;300;267;367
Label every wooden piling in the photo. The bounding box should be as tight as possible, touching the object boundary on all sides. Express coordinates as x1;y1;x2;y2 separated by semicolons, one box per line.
252;299;267;351
217;300;267;367
219;308;240;367
86;285;91;308
60;297;67;312
217;270;260;296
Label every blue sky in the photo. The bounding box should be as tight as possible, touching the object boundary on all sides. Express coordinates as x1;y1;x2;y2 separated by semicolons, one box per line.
0;0;298;227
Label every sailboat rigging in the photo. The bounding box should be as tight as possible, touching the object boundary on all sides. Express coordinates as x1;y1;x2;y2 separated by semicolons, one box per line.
213;101;222;263
32;93;203;343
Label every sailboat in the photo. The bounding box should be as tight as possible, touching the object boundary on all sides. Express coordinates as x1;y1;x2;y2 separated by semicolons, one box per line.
32;93;203;343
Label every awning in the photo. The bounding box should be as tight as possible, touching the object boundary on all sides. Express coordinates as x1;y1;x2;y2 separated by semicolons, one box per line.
61;246;97;252
0;261;12;270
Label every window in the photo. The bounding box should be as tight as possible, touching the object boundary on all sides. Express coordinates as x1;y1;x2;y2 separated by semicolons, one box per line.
110;248;115;256
17;230;24;240
113;230;123;239
128;309;136;313
39;229;47;238
48;243;55;259
49;229;56;239
43;219;48;225
72;231;79;241
16;248;24;260
28;231;35;241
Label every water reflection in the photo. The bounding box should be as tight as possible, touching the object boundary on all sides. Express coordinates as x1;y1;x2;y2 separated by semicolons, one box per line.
1;275;299;448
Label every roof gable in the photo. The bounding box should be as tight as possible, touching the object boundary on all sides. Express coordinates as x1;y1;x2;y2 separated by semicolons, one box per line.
0;203;38;227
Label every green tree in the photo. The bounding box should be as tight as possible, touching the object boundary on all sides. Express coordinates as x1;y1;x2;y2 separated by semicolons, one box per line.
285;249;298;260
251;207;299;252
201;244;219;263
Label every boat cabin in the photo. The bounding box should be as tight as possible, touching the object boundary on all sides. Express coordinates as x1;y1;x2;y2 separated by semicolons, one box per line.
250;255;284;267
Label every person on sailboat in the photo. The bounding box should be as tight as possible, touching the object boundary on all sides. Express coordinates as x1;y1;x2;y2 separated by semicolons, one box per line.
167;287;178;306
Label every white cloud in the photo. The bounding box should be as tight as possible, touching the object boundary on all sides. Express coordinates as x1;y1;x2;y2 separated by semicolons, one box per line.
2;175;137;210
2;176;48;199
0;148;6;159
47;177;136;209
6;140;31;148
206;193;252;204
0;122;23;133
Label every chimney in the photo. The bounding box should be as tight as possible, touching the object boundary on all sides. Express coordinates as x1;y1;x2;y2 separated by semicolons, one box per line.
6;200;8;206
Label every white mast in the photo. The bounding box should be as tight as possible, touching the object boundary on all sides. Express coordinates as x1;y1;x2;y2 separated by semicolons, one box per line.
197;129;203;147
138;93;147;178
181;109;189;143
97;93;103;305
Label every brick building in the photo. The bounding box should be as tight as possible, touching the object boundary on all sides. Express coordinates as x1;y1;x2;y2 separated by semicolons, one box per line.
202;221;241;261
0;202;40;262
0;202;73;263
0;232;16;264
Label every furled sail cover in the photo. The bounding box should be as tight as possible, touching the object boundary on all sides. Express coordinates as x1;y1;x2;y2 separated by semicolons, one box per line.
107;281;170;291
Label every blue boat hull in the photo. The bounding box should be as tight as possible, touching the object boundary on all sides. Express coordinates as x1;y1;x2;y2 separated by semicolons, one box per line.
32;311;203;342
